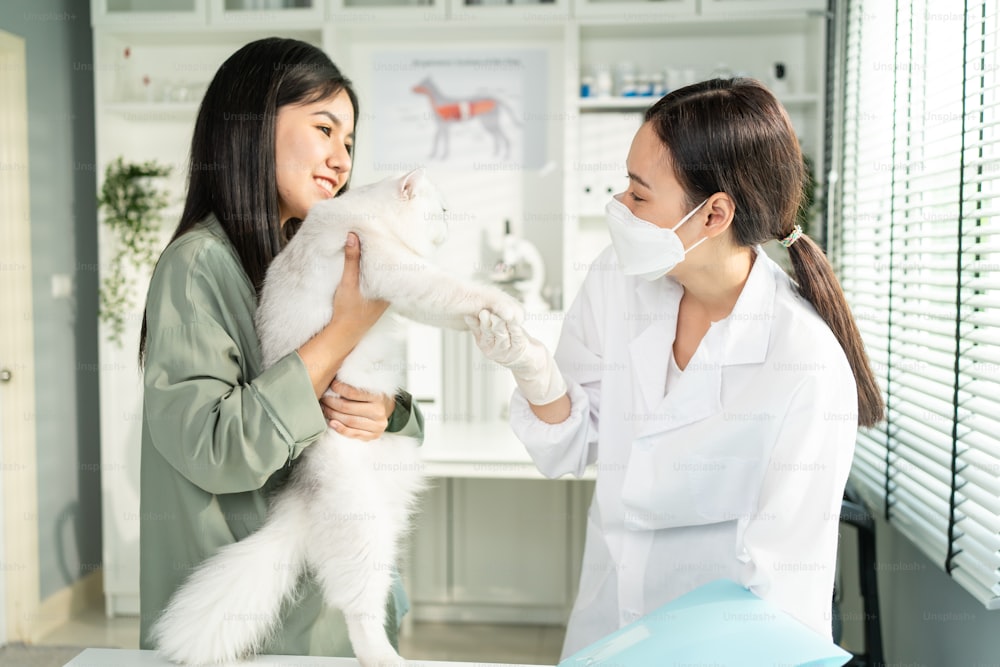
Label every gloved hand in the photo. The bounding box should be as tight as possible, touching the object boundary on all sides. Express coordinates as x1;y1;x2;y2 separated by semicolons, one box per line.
465;309;567;406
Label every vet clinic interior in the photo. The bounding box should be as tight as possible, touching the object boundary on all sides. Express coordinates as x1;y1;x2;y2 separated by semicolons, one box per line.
0;0;998;665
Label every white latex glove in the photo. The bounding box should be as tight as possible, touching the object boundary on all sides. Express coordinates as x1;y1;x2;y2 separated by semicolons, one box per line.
465;309;567;406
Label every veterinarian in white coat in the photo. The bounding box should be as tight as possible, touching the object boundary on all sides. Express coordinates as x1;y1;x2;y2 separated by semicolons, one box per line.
469;78;884;659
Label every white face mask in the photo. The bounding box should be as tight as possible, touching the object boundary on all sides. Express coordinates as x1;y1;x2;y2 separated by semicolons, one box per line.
605;194;709;281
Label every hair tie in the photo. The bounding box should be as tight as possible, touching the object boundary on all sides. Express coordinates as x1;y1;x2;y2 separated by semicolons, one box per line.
779;224;803;248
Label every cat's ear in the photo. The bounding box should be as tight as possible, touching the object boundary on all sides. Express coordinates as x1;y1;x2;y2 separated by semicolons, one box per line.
399;167;426;200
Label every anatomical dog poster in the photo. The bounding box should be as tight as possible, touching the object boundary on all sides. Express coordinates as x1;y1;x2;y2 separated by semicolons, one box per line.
371;49;548;171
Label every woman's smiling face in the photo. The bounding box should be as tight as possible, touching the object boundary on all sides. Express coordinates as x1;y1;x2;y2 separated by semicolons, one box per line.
274;89;355;225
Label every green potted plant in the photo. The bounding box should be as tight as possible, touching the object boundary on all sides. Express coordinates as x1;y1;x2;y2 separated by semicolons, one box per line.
98;157;172;346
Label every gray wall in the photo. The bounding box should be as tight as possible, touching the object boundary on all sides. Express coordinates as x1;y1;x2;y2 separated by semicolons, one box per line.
876;518;1000;666
0;0;101;601
838;515;1000;665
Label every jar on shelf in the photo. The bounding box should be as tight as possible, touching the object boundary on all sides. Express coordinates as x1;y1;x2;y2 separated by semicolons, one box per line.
650;73;666;97
636;74;653;97
141;75;154;103
619;73;638;97
664;67;682;93
114;46;137;103
592;65;613;97
614;61;637;97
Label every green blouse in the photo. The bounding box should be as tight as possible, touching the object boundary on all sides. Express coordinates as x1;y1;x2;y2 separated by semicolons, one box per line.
138;216;423;655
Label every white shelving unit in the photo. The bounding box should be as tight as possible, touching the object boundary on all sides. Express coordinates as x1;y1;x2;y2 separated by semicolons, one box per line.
564;12;827;298
208;0;324;24
91;0;208;25
699;0;827;15
328;0;446;20
90;0;828;623
447;0;570;20
571;0;696;18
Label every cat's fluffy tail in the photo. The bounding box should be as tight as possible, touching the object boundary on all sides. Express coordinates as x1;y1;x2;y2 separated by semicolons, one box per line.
149;495;305;665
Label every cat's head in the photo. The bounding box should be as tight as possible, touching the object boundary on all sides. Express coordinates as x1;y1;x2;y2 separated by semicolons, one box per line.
334;168;448;258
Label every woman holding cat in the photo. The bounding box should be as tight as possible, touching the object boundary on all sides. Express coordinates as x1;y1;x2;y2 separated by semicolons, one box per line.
137;37;421;655
469;78;884;659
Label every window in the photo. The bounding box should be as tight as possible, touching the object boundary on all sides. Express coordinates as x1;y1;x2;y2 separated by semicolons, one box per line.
831;0;999;609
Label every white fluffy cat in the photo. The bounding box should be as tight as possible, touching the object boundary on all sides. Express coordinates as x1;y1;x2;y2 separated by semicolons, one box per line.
150;169;523;666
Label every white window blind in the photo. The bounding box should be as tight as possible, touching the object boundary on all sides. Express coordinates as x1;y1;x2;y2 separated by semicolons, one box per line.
833;0;1000;609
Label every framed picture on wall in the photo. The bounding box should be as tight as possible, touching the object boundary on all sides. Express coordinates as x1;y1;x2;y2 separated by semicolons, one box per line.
371;48;548;170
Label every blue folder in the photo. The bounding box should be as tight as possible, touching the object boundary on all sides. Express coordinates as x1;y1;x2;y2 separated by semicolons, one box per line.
558;579;852;667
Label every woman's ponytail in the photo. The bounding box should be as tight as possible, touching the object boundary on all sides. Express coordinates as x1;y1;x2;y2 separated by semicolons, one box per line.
788;235;885;427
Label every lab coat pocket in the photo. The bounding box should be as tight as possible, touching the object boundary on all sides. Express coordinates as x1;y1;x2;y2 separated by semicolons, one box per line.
622;447;763;530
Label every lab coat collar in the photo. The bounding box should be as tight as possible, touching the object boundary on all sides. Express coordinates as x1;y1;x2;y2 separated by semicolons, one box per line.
628;246;777;437
717;246;777;366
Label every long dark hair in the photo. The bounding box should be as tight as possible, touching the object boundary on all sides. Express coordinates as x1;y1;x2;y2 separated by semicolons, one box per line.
139;37;359;365
645;78;884;427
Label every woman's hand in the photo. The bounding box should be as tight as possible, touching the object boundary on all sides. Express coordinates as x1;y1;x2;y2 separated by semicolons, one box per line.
321;380;397;441
297;232;390;398
331;232;390;349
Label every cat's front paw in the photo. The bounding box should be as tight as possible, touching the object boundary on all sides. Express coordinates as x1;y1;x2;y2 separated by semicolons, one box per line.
483;291;525;327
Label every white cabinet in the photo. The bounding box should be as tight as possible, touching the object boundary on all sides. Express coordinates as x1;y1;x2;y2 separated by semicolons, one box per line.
408;420;596;624
410;479;586;624
452;480;568;612
90;1;828;621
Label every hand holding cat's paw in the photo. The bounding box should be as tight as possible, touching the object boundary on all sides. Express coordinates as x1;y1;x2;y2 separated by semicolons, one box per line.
484;291;525;327
465;309;567;406
464;309;525;368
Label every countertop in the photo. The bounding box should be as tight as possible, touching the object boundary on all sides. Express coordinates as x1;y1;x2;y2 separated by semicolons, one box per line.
64;648;553;667
418;419;595;481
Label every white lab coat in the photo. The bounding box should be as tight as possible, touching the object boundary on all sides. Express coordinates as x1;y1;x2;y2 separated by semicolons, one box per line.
509;245;858;659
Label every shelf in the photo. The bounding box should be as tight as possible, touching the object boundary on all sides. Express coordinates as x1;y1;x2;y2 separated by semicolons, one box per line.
775;92;822;106
576;13;817;36
211;0;323;24
330;0;446;20
577;96;660;111
700;0;828;16
93;0;208;26
448;0;569;20
572;0;695;19
576;92;819;112
103;102;200;121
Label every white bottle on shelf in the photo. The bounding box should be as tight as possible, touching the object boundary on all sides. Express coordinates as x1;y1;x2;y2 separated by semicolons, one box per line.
593;65;613;97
